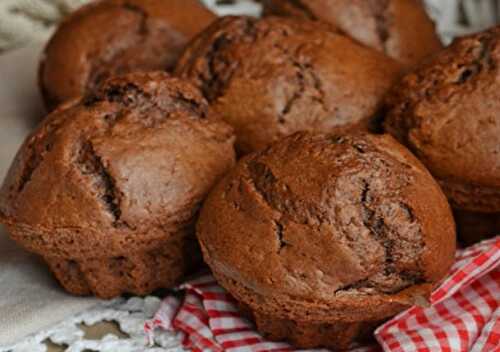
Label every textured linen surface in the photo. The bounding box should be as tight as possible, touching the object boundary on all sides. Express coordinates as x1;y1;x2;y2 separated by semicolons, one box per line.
0;0;261;52
146;238;500;352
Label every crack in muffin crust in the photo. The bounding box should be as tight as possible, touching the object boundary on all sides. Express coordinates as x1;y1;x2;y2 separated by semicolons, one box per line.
274;44;328;124
242;134;426;295
176;15;402;154
77;141;123;226
189;17;258;102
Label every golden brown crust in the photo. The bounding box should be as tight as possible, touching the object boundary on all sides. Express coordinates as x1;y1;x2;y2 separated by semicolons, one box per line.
1;71;236;298
197;132;455;348
176;16;402;154
39;0;216;111
262;0;443;70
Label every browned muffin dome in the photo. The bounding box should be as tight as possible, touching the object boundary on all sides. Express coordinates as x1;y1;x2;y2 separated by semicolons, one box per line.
175;16;402;155
0;72;236;299
262;0;443;70
384;26;500;244
197;132;456;349
39;0;216;111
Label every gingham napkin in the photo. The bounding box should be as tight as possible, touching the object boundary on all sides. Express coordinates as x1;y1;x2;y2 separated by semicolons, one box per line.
146;236;500;352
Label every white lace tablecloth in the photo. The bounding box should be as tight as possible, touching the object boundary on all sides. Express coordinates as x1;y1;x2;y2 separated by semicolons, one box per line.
0;1;498;351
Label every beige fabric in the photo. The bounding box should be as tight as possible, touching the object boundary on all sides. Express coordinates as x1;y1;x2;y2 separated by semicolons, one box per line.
0;0;262;53
0;43;96;347
0;0;89;52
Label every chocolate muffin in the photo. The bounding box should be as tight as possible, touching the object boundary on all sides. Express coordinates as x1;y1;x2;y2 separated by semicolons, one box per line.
262;0;443;70
197;132;456;349
0;72;236;298
384;26;500;244
39;0;215;111
175;16;402;154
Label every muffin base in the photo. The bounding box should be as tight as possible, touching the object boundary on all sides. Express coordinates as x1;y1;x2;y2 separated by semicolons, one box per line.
209;269;413;350
5;223;201;298
44;241;198;299
239;303;380;350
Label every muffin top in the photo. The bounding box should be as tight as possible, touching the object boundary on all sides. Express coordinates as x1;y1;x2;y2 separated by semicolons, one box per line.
40;0;215;110
197;132;456;322
262;0;443;70
384;26;500;213
176;16;402;154
0;72;235;256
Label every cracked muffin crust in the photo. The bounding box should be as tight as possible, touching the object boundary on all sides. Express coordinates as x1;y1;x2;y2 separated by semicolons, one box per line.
39;0;215;111
197;132;456;349
0;72;236;298
175;16;402;155
384;26;500;244
262;0;443;70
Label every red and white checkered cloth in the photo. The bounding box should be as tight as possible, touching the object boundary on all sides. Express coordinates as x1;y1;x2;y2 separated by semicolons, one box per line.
145;236;500;352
